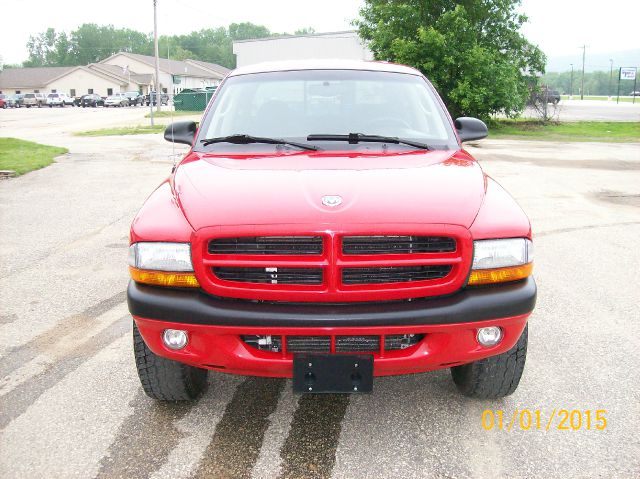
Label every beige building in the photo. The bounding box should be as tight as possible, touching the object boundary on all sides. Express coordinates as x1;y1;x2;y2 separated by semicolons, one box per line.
0;53;229;97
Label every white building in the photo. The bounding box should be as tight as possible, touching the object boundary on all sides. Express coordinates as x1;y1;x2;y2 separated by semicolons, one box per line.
0;53;229;97
233;31;373;67
100;53;229;95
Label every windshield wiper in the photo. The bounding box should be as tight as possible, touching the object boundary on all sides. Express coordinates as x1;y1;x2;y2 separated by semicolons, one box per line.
201;134;319;151
307;133;430;150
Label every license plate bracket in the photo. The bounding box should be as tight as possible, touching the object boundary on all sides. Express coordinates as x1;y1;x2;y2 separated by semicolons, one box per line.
293;354;373;394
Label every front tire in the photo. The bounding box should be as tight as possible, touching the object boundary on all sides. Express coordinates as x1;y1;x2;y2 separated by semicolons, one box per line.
451;325;528;399
133;321;208;401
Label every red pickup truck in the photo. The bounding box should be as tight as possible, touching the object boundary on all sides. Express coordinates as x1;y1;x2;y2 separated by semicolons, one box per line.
128;60;535;400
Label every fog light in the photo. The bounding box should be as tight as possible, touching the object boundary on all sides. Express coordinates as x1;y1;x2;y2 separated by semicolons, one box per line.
162;329;188;350
477;327;502;347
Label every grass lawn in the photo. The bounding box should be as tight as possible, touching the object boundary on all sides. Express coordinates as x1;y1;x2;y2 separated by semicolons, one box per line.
560;95;639;103
0;138;68;175
488;120;640;142
144;110;201;118
75;125;166;136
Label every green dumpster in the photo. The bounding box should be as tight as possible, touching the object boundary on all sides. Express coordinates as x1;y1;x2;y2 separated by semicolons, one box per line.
173;88;216;111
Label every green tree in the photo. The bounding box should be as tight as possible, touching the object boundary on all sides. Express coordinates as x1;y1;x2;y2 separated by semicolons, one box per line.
21;21;277;70
25;28;58;66
228;22;271;41
356;0;546;119
70;24;152;65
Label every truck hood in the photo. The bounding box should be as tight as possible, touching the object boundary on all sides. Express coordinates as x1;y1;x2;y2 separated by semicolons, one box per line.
174;150;486;231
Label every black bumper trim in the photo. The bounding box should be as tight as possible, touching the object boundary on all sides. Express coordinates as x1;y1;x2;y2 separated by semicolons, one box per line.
127;277;536;327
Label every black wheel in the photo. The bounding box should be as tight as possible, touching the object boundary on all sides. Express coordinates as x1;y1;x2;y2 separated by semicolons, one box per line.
451;325;528;399
2;104;6;109
133;321;207;401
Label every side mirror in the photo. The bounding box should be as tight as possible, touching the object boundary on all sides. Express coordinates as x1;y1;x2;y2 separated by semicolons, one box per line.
455;117;488;142
164;121;197;146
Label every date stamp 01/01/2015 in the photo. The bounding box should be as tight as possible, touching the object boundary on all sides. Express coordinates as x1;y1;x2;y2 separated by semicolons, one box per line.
481;409;608;432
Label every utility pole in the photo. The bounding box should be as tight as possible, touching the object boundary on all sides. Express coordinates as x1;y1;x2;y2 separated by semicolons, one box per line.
153;0;161;113
570;64;574;99
608;59;613;100
580;45;586;100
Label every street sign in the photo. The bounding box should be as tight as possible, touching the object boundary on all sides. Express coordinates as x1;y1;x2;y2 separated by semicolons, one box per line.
620;67;637;81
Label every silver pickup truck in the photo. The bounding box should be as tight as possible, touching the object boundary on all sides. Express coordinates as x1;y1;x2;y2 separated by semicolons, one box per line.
23;93;47;108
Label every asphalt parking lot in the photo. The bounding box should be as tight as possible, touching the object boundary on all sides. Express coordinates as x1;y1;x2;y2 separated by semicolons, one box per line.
1;107;639;478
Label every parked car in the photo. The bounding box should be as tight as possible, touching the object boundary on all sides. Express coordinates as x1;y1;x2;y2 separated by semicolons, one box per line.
630;91;640;97
531;86;560;105
104;93;130;107
80;94;105;107
8;94;25;108
144;91;169;106
23;92;47;107
124;91;144;106
1;94;19;108
0;96;6;109
46;92;73;107
128;60;536;401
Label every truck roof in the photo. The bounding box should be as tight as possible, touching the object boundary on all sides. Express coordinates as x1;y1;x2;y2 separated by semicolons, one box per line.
229;59;423;77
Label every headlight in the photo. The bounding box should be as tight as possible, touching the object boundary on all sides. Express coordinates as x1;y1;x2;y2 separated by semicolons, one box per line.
129;242;194;271
129;242;199;288
468;238;533;286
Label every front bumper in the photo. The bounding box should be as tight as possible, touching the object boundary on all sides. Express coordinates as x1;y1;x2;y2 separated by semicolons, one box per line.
129;278;536;377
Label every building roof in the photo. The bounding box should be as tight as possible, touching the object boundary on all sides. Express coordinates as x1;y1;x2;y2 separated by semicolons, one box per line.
88;63;129;78
101;52;229;79
0;66;74;88
184;59;230;77
87;63;152;85
230;59;421;77
0;52;228;91
131;73;154;84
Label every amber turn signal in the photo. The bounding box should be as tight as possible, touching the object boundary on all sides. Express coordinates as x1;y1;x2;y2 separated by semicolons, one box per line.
467;263;533;286
129;267;200;288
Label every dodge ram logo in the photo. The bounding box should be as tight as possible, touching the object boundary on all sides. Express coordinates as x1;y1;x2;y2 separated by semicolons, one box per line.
321;195;343;207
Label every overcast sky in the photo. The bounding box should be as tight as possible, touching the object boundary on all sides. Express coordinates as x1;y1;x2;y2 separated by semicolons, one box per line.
0;0;638;65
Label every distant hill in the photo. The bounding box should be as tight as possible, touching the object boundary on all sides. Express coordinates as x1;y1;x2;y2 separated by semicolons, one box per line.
546;49;640;73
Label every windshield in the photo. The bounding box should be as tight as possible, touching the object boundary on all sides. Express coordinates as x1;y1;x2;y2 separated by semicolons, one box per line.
196;70;458;152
